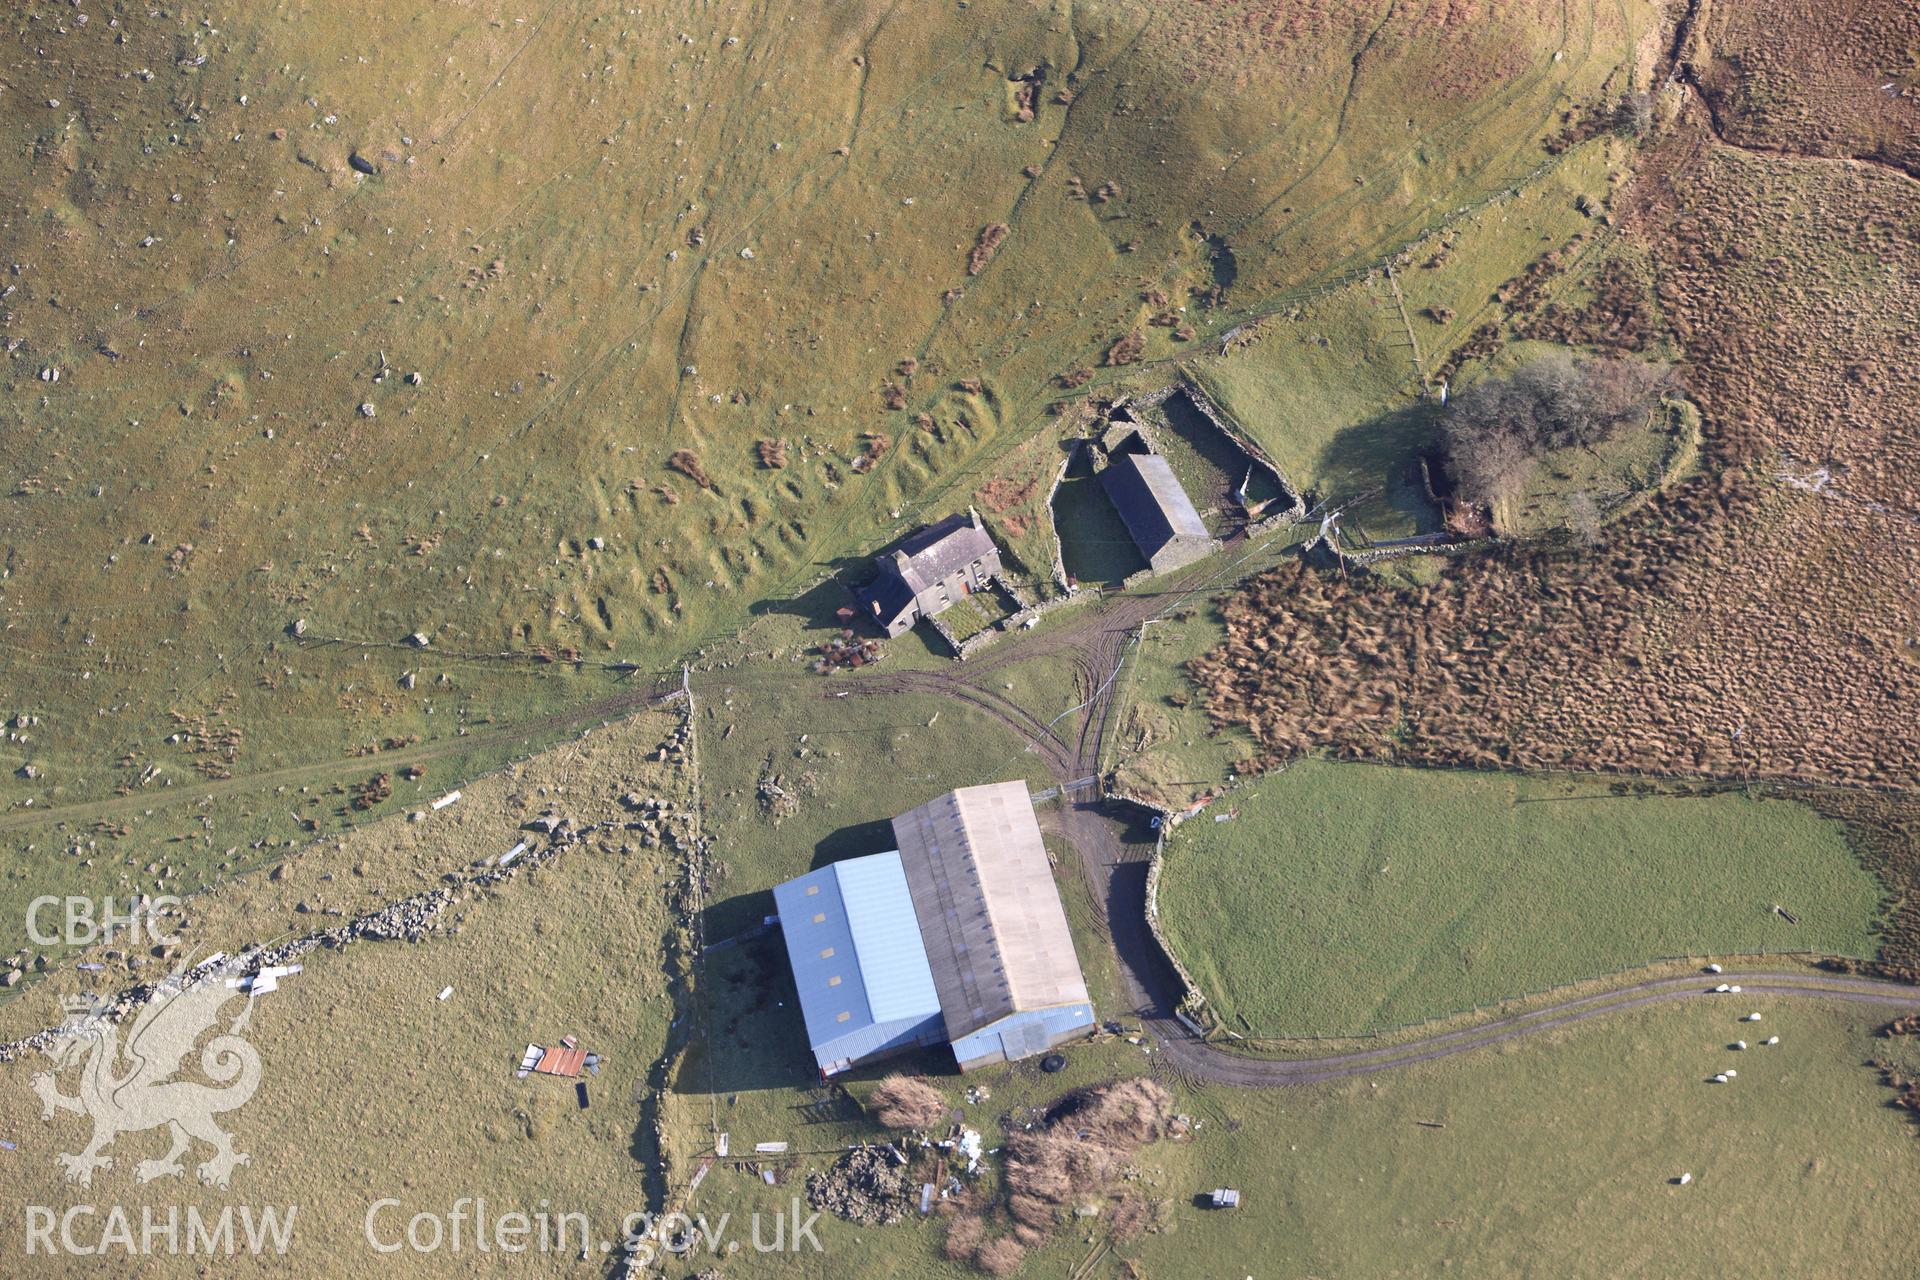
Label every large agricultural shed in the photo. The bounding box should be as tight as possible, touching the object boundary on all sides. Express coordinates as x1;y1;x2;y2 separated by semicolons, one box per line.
771;782;1095;1076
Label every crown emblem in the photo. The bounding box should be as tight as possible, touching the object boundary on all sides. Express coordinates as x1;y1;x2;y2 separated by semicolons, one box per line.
60;993;105;1020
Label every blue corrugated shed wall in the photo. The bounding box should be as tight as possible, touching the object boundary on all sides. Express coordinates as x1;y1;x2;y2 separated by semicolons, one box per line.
771;853;945;1074
949;1003;1096;1071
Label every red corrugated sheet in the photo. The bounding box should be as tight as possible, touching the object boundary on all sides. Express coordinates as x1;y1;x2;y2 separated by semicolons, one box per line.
534;1046;587;1078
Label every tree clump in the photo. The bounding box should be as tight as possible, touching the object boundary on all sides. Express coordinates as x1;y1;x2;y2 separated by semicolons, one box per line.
1613;90;1655;138
1441;352;1674;507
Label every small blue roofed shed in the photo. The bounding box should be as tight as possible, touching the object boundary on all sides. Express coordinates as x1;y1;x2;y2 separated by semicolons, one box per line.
771;852;946;1076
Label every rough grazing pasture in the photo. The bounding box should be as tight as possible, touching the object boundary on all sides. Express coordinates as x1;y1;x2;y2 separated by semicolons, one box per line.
1694;0;1920;178
1157;760;1886;1035
0;708;692;1277
658;999;1920;1280
1189;43;1920;956
0;0;1648;884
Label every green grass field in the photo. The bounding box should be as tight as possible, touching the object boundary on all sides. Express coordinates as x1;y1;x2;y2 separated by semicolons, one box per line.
1159;761;1887;1035
0;708;691;1278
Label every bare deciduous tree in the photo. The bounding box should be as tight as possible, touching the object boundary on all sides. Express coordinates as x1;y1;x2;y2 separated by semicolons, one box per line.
1614;91;1655;138
1441;353;1675;507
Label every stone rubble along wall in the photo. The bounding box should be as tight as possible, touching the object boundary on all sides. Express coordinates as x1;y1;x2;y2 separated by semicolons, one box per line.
1309;526;1493;567
1043;442;1078;591
0;738;700;1064
1138;803;1210;1024
926;610;965;656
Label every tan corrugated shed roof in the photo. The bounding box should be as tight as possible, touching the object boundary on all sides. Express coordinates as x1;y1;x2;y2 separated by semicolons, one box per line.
892;782;1090;1039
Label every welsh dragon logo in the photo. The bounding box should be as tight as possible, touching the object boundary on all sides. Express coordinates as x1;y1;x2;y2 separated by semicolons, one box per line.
32;957;263;1189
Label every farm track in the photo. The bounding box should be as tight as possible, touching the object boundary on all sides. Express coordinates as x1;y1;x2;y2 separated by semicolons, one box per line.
859;537;1920;1087
1150;972;1920;1086
12;530;1917;1085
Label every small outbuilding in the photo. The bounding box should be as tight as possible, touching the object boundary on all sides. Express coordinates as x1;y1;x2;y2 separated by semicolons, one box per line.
858;509;1002;637
1209;1188;1242;1209
1099;452;1211;573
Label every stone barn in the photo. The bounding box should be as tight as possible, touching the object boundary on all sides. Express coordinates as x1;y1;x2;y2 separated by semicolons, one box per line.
1099;451;1212;573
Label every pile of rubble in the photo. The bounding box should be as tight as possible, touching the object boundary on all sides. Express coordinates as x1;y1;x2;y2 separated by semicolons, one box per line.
805;1145;916;1226
815;632;881;672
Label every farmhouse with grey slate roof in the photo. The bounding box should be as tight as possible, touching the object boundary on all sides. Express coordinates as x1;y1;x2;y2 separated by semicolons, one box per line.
859;509;1002;637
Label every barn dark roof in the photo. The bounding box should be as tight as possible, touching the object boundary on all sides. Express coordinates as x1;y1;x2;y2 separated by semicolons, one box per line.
863;571;916;624
1100;453;1207;559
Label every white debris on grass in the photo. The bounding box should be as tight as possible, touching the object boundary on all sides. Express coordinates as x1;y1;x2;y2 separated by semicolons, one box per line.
225;963;301;997
437;986;453;1001
958;1128;983;1174
430;790;461;811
